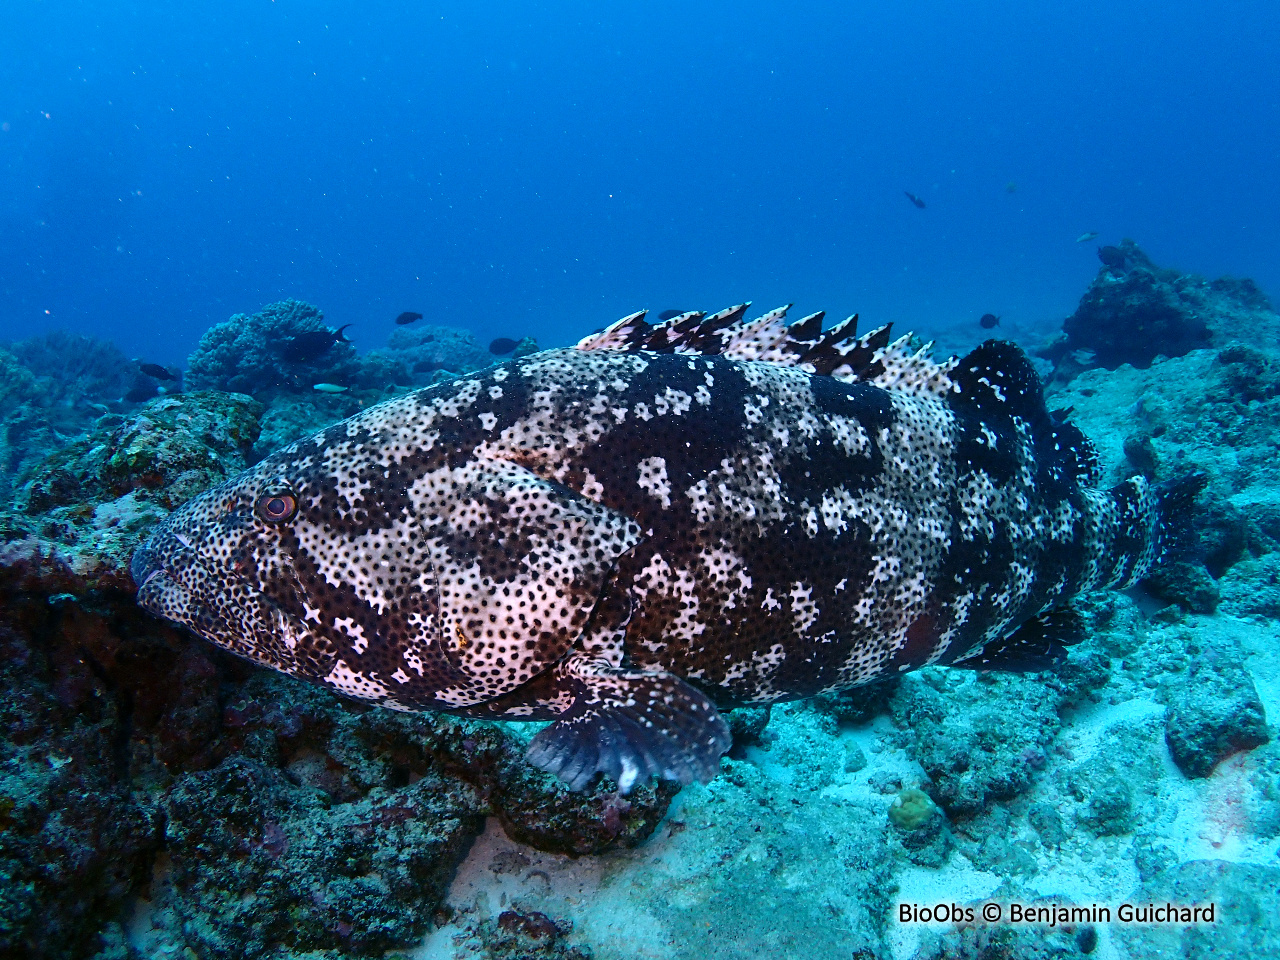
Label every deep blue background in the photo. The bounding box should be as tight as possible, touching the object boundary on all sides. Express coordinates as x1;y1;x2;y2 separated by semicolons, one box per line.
2;1;1278;364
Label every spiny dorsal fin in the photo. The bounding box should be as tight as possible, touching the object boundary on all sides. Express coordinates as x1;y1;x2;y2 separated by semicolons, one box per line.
576;303;958;397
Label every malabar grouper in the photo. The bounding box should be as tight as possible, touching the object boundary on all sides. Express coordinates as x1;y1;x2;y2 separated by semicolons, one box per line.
131;304;1201;793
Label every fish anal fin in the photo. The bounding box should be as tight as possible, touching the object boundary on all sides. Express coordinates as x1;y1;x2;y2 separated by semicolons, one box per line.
952;605;1087;673
525;653;731;794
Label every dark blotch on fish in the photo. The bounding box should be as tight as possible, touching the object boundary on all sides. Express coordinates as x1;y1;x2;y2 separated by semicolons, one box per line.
278;324;353;363
979;313;1001;329
904;191;926;209
489;337;520;355
1098;245;1127;269
658;309;690;321
138;362;178;381
395;312;423;326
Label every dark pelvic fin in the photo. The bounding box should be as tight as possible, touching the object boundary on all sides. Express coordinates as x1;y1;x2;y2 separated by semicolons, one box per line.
576;304;958;397
525;654;731;794
953;605;1088;673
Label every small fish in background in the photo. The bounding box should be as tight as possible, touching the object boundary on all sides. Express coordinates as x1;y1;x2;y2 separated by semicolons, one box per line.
138;362;178;381
394;312;423;326
904;191;926;209
312;383;348;394
1005;182;1018;194
657;309;691;321
489;337;520;355
279;324;353;363
979;313;1001;330
1076;231;1100;243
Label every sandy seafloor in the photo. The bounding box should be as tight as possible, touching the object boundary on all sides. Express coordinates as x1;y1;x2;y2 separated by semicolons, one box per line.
418;621;1277;960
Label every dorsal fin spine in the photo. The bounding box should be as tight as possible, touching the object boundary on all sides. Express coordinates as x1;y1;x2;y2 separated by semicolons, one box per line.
576;303;957;395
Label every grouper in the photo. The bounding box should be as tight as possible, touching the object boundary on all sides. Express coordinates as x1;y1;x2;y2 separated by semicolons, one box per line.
131;304;1201;793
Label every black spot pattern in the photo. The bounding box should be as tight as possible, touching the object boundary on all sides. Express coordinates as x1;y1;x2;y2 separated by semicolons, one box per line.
133;305;1185;793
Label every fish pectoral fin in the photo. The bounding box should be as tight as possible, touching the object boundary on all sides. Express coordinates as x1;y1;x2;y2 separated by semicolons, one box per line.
953;604;1088;673
525;654;731;795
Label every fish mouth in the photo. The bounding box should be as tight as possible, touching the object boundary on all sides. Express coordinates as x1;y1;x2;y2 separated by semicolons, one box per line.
130;539;161;592
130;526;207;618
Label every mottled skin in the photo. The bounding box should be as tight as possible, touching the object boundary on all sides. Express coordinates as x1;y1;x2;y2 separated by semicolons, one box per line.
133;305;1173;792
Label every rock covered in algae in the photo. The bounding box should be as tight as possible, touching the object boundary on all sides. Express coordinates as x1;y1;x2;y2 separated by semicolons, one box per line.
1162;648;1270;778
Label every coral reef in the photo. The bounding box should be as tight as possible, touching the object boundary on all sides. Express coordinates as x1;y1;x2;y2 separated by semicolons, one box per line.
2;392;262;576
186;299;360;398
0;333;146;504
1;284;1278;958
0;613;158;960
7;330;135;407
891;670;1064;815
359;323;497;391
1039;239;1280;378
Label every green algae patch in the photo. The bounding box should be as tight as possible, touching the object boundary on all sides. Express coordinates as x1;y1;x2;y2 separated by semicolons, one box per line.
888;788;937;830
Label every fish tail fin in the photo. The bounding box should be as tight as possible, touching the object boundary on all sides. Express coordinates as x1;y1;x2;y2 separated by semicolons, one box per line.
335;323;353;341
1100;470;1207;588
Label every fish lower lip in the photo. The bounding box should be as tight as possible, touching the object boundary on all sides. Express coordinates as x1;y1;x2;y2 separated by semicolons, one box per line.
139;569;162;589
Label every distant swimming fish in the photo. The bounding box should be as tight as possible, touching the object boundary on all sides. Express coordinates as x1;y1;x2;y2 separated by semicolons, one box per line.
395;312;423;326
124;383;158;403
904;191;926;209
657;310;691;322
979;313;1000;329
489;337;520;355
138;362;178;381
312;383;349;394
280;324;353;363
1076;232;1100;243
413;359;451;374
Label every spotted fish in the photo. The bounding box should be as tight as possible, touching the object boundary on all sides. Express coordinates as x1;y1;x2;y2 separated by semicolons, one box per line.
132;304;1201;793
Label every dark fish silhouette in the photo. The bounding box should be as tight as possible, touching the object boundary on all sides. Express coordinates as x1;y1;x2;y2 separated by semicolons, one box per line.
979;314;1001;329
904;191;926;209
489;337;520;355
1097;246;1127;269
395;312;423;326
279;324;353;363
138;362;178;381
658;310;691;321
124;383;159;403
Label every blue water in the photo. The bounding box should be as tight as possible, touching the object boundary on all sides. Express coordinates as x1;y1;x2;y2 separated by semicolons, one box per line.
2;1;1278;365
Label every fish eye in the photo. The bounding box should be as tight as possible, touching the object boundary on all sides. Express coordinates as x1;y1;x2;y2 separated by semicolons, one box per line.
255;491;298;524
